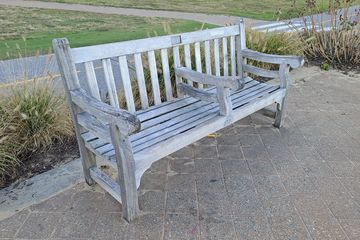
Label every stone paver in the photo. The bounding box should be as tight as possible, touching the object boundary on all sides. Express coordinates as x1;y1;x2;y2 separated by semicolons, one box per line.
1;67;360;239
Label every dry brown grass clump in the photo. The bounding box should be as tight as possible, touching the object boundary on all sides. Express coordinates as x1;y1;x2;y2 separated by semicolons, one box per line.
0;77;74;180
298;0;360;69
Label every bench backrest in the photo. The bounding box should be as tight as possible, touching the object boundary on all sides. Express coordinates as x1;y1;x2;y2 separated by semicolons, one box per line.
53;19;246;113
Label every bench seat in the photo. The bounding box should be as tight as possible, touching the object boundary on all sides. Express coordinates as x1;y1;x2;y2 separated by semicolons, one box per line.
81;78;284;187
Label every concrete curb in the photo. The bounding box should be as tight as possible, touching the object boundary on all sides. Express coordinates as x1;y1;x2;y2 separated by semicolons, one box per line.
0;159;83;221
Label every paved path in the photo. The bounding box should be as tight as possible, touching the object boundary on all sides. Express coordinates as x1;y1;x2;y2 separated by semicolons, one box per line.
0;0;266;27
1;67;360;239
252;5;360;32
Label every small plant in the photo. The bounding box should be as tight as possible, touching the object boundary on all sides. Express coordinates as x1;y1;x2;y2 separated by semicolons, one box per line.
321;62;330;70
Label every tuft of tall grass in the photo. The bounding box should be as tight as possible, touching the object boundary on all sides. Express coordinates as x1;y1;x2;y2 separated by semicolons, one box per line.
246;29;304;70
6;80;74;152
0;106;21;177
0;76;74;180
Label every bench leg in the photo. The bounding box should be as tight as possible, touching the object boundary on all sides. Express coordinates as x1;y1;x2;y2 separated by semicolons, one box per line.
110;124;139;222
79;144;97;185
274;97;287;128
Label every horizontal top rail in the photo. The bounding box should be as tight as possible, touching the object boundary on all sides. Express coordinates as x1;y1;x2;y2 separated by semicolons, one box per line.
71;25;240;63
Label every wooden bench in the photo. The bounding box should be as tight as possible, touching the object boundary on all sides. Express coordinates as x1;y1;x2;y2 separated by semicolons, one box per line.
53;19;303;222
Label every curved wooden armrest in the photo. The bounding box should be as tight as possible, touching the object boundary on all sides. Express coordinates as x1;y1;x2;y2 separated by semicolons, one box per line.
241;49;304;69
175;67;245;90
177;83;218;103
70;89;140;134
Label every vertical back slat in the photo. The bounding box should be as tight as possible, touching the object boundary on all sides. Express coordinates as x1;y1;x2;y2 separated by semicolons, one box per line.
194;42;203;89
172;46;182;97
118;56;136;113
102;59;119;108
84;61;101;100
147;50;162;105
134;53;149;109
222;37;228;76
204;40;212;75
161;49;173;100
184;44;193;86
236;19;247;78
230;36;236;77
214;39;220;76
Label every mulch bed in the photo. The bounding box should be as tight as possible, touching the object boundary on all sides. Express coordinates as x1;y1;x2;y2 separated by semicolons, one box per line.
0;138;80;189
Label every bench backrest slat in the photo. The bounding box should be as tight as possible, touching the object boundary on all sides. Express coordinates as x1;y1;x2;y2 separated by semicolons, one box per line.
194;42;203;89
147;50;162;105
134;53;149;109
204;40;212;75
102;59;120;108
118;56;136;113
183;44;193;86
213;39;221;76
172;46;182;97
84;61;101;100
160;48;173;101
230;36;236;77
222;37;229;77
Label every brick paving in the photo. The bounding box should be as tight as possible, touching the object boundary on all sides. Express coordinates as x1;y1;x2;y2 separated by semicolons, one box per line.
1;68;360;239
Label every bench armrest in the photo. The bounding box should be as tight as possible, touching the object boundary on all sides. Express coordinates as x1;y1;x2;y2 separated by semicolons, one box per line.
70;89;140;134
175;67;245;90
177;83;218;103
241;49;304;69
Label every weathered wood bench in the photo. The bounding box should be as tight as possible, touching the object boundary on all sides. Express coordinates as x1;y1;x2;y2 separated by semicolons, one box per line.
53;19;303;222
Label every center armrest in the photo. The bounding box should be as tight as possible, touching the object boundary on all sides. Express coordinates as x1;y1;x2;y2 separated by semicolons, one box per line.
175;67;245;90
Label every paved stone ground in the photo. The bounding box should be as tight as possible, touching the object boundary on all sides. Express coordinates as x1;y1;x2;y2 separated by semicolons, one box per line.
1;67;360;239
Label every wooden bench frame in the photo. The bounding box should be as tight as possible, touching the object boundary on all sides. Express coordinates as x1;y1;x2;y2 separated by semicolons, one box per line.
53;19;303;222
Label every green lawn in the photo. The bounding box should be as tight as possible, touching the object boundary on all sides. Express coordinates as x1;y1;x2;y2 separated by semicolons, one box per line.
36;0;360;20
0;6;215;59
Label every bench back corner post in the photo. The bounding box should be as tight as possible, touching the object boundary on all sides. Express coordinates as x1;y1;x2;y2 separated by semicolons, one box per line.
52;38;97;185
235;18;247;81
